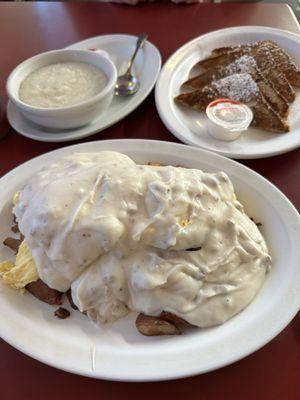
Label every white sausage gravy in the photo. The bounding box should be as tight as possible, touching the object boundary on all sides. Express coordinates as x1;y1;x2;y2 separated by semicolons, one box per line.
14;152;271;327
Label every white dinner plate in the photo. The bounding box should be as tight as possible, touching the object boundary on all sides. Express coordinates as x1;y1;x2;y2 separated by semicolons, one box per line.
155;26;300;159
7;35;161;142
0;140;299;381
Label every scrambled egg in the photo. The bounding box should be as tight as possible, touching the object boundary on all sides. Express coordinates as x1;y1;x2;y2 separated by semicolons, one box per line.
180;218;190;228
0;240;38;292
12;191;20;206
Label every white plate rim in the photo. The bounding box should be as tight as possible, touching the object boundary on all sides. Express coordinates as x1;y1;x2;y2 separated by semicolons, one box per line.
0;139;299;381
155;26;300;159
7;34;161;143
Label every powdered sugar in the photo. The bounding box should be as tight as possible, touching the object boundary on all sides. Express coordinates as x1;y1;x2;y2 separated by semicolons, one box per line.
211;73;259;103
258;41;299;73
224;55;257;75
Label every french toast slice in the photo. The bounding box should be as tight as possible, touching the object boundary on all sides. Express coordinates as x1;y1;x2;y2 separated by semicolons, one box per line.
175;73;289;133
195;41;295;103
184;55;289;118
210;40;300;86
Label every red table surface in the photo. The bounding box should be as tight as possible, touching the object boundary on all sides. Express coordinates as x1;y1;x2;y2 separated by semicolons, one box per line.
0;2;299;398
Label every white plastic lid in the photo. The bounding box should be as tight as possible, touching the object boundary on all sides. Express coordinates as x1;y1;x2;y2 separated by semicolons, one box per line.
206;99;253;141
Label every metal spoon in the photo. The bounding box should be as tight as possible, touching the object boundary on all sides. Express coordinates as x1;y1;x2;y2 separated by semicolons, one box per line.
115;33;148;96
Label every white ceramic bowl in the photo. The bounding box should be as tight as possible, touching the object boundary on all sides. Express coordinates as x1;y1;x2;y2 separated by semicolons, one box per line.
7;49;117;129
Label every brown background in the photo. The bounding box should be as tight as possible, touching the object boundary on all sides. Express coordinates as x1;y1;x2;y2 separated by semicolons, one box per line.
0;3;299;399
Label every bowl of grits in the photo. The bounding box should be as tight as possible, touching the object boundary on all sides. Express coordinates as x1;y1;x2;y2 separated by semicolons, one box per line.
7;49;117;129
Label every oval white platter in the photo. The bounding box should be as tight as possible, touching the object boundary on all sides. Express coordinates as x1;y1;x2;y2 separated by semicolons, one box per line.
0;139;299;381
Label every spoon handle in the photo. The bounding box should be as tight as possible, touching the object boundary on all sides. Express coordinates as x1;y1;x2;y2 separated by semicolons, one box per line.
126;33;148;74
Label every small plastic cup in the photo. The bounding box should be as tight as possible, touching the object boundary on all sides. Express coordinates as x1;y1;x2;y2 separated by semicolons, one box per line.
206;98;253;141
